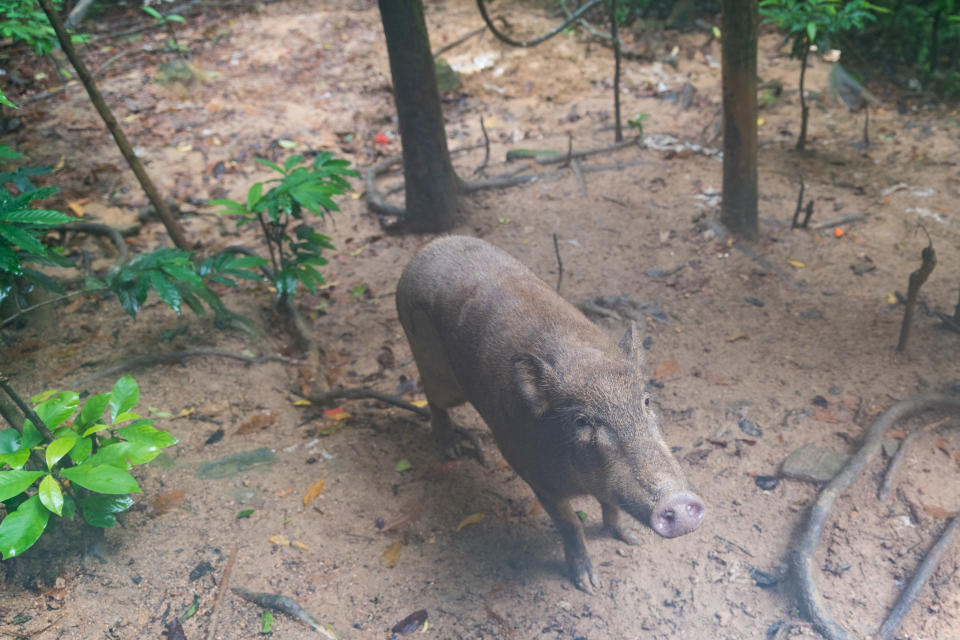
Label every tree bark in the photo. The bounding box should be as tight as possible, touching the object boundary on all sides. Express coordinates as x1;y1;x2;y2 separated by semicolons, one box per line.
378;0;460;232
720;0;759;240
37;0;191;252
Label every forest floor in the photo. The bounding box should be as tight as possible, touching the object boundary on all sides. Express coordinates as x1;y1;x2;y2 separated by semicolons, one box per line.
2;0;960;638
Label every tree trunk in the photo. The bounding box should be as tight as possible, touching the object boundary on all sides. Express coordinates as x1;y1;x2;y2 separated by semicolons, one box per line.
378;0;460;232
720;0;758;240
37;0;192;252
796;43;809;151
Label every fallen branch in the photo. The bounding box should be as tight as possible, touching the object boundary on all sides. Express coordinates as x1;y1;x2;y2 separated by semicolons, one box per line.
205;542;237;640
72;348;304;387
474;116;491;176
62;221;130;263
232;587;336;639
476;0;605;48
791;393;960;640
553;233;563;294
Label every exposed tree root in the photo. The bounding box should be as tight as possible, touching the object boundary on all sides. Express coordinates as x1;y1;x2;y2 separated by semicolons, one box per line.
791;393;960;640
72;348;304;387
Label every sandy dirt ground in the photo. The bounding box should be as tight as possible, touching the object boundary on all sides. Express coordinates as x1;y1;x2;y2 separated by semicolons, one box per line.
2;1;960;638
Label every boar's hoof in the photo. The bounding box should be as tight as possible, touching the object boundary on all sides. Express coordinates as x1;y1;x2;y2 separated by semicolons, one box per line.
651;491;705;538
442;425;487;465
607;525;642;546
570;558;602;594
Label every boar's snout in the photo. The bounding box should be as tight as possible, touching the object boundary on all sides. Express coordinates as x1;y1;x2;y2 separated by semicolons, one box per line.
651;490;704;538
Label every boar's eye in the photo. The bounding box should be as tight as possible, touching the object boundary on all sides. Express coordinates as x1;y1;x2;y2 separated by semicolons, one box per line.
574;415;590;428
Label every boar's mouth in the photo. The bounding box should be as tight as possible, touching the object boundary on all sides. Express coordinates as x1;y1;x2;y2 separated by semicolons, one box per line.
622;490;705;539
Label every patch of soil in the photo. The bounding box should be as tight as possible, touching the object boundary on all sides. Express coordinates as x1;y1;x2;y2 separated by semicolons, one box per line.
2;1;960;638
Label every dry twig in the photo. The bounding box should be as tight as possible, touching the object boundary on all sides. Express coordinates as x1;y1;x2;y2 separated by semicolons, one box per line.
205;542;238;640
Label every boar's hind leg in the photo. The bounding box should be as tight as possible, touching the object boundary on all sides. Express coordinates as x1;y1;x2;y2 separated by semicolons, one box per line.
538;494;601;593
601;502;641;545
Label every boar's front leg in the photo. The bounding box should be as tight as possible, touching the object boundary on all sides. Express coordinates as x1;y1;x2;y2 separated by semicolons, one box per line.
601;502;641;546
538;493;601;593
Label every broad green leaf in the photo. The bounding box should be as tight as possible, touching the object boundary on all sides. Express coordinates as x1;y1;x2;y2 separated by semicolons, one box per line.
149;269;181;314
81;424;109;437
283;154;303;172
159;263;203;287
38;475;63;516
20;420;42;449
109;376;139;421
45;436;76;469
0;428;21;454
0;470;44;501
85;441;161;468
61;494;76;520
0;495;49;558
60;463;141;494
78;393;110;429
113;411;142;424
246;182;264;210
116;422;177;448
33;391;79;429
0;209;75;225
69;436;93;464
260;610;275;633
79;494;134;528
0;225;45;255
142;6;162;19
0;450;30;470
806;21;817;42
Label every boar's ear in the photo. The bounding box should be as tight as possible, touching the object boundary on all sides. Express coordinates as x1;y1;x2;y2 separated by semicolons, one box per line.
513;353;557;417
618;321;643;363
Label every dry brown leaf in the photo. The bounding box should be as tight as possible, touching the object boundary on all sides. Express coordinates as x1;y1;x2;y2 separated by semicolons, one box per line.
934;438;951;457
812;408;841;423
653;359;679;380
236;410;277;435
275;488;294;498
382;540;402;568
302;478;326;506
456;512;484;532
150;489;186;515
291;540;312;551
269;535;290;546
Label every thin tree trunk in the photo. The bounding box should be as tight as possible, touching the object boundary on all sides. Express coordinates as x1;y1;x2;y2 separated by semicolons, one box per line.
610;0;623;142
36;0;191;252
797;42;809;151
378;0;460;232
720;0;758;240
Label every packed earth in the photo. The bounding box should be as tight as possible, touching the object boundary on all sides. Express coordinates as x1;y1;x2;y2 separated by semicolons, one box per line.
2;1;960;638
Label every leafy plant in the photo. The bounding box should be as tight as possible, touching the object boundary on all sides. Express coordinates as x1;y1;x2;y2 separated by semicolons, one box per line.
102;247;265;320
0;146;77;310
142;5;188;56
759;0;885;149
211;152;358;302
626;113;651;135
0;376;176;558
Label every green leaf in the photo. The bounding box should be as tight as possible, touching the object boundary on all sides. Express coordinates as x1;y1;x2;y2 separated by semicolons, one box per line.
78;393;111;429
0;470;44;501
45;436;76;469
0;209;74;225
142;6;162;19
33;391;79;429
283;154;303;172
0;428;21;454
109;376;139;422
254;158;283;173
0;495;49;558
149;269;182;315
0;450;30;470
79;494;134;528
60;463;141;494
68;436;93;464
85;441;162;468
806;21;817;42
394;458;412;472
237;509;254;519
20;420;42;449
115;422;177;448
38;475;63;516
246;182;264;210
61;494;76;520
113;411;141;423
167;14;186;22
0;224;46;255
260;610;274;633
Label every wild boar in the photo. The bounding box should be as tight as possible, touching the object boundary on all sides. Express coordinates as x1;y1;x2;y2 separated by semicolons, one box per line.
396;235;704;592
